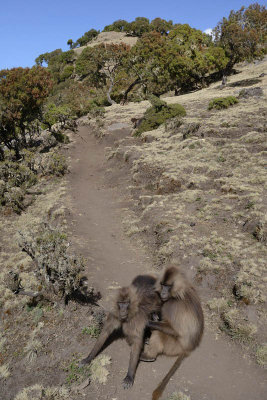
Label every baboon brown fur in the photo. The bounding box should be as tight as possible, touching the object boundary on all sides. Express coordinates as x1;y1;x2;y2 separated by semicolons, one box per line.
79;274;161;389
141;265;204;400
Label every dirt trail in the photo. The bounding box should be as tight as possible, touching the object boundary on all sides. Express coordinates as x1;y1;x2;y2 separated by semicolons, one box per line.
67;125;266;400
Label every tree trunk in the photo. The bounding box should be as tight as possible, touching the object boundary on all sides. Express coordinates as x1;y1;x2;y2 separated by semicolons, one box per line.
121;78;141;104
107;77;116;105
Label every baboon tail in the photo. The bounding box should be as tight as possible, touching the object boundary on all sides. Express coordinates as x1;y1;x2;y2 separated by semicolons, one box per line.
152;353;186;400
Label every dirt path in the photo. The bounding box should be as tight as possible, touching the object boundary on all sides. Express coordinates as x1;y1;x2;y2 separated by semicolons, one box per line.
67;125;266;400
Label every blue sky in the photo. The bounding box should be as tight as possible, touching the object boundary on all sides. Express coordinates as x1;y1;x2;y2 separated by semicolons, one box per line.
0;0;260;70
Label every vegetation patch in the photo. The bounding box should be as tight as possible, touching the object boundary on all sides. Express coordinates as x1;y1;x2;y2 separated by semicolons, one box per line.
208;96;239;110
0;149;67;214
136;96;186;135
18;223;85;303
167;392;191;400
256;344;267;367
81;310;105;338
14;384;70;400
220;308;257;343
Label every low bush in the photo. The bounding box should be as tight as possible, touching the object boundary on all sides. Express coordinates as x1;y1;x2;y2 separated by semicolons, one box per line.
42;153;68;176
0;149;67;213
88;106;105;119
19;223;85;302
208;96;238;110
0;153;37;213
42;103;72;131
136;97;186;135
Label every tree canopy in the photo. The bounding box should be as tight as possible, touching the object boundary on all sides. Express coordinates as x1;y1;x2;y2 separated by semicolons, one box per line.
214;3;267;67
0;67;53;157
31;3;266;109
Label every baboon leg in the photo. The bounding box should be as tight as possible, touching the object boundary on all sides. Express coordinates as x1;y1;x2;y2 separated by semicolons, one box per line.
123;337;143;389
140;331;164;361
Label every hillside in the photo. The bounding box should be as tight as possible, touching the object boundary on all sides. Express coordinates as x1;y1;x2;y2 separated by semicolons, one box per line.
0;5;267;400
73;32;138;56
89;57;267;359
0;58;266;400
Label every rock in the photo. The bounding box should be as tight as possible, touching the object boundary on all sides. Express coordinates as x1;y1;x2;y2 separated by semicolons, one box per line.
238;87;263;98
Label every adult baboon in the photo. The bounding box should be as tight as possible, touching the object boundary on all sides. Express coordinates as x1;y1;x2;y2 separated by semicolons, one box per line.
141;265;204;400
79;274;161;389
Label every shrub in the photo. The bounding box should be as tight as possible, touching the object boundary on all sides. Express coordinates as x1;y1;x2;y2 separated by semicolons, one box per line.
0;155;38;213
41;153;68;176
208;96;238;110
0;159;37;188
42;103;72;131
0;149;67;213
136;98;186;135
88;106;105;119
19;224;85;302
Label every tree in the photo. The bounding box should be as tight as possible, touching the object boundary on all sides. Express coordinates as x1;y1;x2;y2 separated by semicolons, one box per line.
35;49;62;66
76;43;130;104
166;24;228;92
103;20;129;32
151;18;173;35
35;49;75;83
122;32;171;99
76;29;99;47
67;39;74;49
214;3;267;70
75;46;105;86
98;43;130;104
125;17;151;36
122;25;228;99
0;67;54;158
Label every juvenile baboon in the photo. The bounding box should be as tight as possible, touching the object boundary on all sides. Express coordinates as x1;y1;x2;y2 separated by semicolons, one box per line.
79;275;161;389
141;265;204;400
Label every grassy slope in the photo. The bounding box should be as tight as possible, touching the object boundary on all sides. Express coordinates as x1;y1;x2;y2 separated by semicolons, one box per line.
100;58;267;362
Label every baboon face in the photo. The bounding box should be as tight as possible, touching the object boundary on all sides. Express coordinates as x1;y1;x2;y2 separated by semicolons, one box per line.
159;284;172;301
118;301;130;321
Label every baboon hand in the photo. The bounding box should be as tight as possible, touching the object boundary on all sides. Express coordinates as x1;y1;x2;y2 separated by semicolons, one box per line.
151;312;160;321
122;374;134;389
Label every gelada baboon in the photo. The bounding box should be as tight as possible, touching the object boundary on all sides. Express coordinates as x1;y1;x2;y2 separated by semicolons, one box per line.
79;274;161;389
141;265;204;400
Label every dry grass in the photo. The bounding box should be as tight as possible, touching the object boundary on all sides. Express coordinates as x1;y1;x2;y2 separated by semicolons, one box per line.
256;344;267;367
166;392;191;400
73;31;138;56
101;58;267;360
14;384;70;400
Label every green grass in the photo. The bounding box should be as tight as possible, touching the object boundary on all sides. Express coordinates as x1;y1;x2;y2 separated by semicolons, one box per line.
208;96;238;110
82;324;101;338
64;358;91;385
